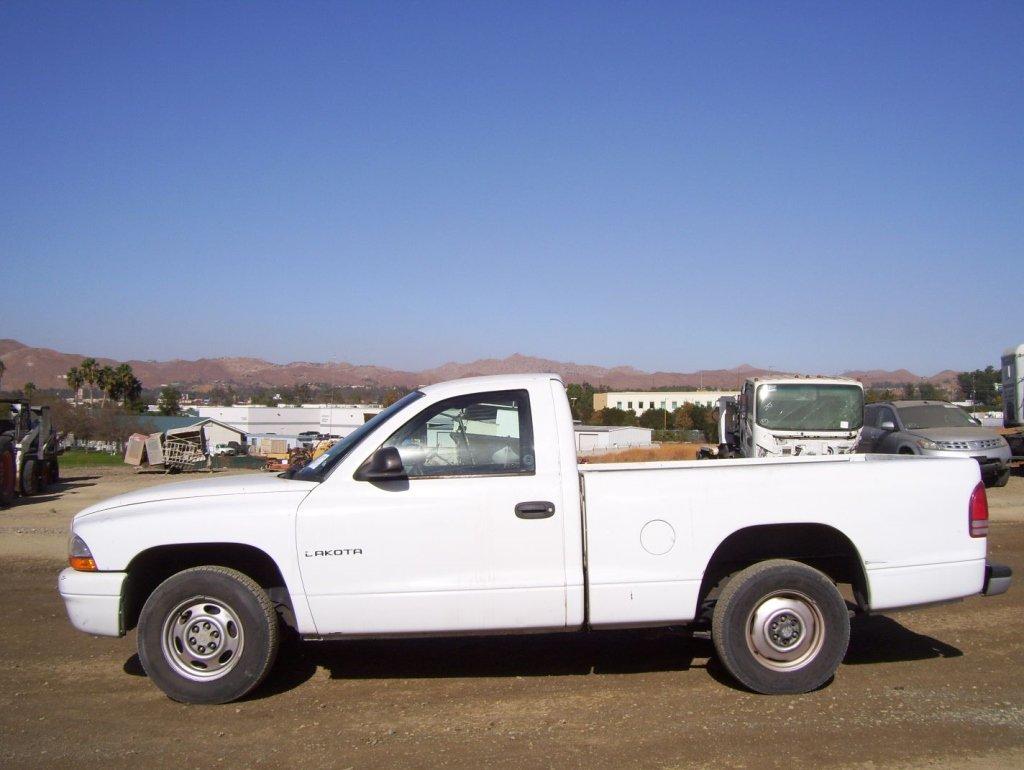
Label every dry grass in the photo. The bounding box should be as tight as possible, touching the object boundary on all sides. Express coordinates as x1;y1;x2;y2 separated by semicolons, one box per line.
579;442;707;464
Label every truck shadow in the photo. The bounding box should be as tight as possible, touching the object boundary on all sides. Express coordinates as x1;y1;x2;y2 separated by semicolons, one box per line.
15;477;99;505
122;615;963;699
251;628;714;699
844;614;963;664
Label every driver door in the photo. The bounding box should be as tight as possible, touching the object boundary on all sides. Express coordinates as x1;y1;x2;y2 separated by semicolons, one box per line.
295;387;568;636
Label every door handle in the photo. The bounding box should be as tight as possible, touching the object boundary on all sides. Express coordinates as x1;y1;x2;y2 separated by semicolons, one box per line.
515;501;555;519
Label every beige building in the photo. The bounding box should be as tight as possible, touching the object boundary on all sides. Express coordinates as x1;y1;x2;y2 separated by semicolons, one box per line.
593;390;737;417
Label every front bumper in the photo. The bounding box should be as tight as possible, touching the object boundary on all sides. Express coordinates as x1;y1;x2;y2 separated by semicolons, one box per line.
982;562;1012;597
57;568;127;637
919;448;1011;477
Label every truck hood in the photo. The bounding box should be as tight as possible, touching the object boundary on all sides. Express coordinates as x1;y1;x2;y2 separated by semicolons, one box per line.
74;473;319;520
907;427;1004;443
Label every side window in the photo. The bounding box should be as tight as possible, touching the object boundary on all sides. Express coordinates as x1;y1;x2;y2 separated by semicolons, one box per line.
879;407;897;427
864;406;878;428
382;390;535;478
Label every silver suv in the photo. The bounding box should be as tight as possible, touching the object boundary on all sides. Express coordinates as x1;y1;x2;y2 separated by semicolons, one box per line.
859;400;1012;487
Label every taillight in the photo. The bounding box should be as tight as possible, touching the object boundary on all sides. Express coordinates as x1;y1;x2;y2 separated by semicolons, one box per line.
969;482;989;538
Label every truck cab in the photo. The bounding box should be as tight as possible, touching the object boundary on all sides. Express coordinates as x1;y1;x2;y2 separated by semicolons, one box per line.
717;377;864;458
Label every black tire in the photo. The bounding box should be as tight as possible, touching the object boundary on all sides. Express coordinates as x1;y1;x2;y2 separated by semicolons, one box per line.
0;443;15;507
47;460;60;484
137;566;280;704
712;559;850;695
20;458;40;496
991;468;1011;488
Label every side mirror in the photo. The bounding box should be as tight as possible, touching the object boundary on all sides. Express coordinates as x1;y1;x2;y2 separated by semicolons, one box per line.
353;446;406;481
880;421;896;431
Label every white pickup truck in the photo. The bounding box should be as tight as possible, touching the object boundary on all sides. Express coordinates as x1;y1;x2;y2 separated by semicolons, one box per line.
59;374;1012;704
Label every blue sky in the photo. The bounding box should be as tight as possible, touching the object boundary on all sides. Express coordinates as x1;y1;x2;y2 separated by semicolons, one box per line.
1;1;1021;375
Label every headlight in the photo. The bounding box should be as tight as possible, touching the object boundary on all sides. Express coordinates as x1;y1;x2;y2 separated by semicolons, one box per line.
68;534;97;572
915;439;940;451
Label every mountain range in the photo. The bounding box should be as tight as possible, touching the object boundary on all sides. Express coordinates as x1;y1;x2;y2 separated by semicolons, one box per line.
0;339;960;392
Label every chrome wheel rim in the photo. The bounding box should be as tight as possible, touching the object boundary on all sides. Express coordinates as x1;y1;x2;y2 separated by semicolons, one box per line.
161;597;244;681
745;590;825;672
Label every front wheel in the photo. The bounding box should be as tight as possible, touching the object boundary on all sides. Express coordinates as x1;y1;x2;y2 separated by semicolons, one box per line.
137;566;279;704
712;559;850;694
0;443;15;507
20;458;41;496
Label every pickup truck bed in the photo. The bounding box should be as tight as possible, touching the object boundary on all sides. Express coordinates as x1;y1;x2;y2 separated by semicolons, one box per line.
582;453;986;628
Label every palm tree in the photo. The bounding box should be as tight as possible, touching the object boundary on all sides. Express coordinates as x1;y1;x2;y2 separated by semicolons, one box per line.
78;358;99;405
66;367;83;406
113;363;141;406
23;382;37;400
97;365;117;406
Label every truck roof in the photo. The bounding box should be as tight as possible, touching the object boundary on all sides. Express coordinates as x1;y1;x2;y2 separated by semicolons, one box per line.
870;400;957;408
418;372;563;398
748;376;862;387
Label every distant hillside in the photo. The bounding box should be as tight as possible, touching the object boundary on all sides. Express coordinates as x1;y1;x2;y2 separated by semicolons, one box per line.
0;339;962;391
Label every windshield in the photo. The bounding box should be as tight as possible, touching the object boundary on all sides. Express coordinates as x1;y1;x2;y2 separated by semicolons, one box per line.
898;404;975;430
292;391;424;480
755;384;863;432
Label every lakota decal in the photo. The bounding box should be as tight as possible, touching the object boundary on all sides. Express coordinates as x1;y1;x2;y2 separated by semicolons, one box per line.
304;548;363;557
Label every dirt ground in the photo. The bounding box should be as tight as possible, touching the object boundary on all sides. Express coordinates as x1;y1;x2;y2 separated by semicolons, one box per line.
2;465;1023;769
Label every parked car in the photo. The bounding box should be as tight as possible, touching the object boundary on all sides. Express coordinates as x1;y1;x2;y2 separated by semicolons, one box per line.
859;400;1012;487
58;374;1010;704
210;444;236;456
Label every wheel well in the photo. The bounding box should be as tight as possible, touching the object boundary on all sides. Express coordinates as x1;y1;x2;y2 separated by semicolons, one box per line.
123;543;290;632
698;524;869;614
898;446;915;454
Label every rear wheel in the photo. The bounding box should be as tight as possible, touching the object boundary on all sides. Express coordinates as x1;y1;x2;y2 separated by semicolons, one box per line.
137;566;279;704
0;443;15;507
20;458;41;496
712;559;850;694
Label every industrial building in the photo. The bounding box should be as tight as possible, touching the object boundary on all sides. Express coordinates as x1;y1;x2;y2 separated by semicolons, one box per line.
573;425;653;452
593;390;737;417
196;405;380;438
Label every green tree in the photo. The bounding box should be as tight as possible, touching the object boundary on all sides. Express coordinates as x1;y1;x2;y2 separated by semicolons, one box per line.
158;386;182;416
917;383;946;400
957;367;1001;409
66;366;83;405
23;381;37;400
97;365;118;406
208;385;238;406
674;403;718;442
598;407;636;426
78;357;99;404
638;408;670;429
0;359;5;390
865;388;898;404
114;364;143;409
672;404;696;431
565;383;596;423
